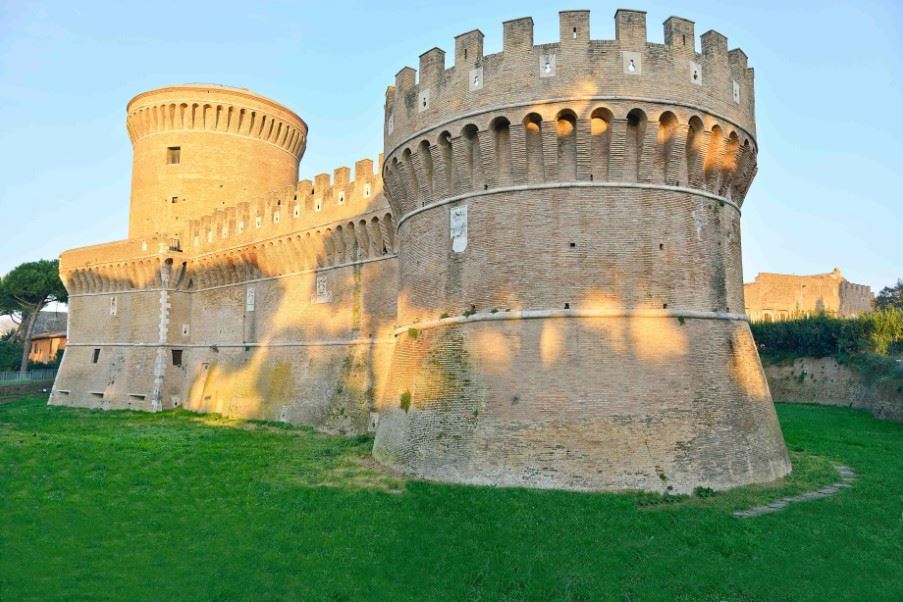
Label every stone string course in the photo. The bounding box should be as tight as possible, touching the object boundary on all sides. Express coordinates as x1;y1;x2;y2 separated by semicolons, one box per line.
53;9;790;493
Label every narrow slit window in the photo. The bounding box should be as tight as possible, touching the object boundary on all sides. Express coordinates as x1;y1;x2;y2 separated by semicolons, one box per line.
92;348;101;364
572;27;577;39
171;349;183;367
167;146;181;164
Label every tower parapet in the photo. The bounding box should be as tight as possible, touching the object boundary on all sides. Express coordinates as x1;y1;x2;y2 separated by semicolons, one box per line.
385;10;756;157
373;10;788;494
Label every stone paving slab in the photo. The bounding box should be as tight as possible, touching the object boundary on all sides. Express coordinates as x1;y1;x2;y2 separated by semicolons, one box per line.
732;465;856;519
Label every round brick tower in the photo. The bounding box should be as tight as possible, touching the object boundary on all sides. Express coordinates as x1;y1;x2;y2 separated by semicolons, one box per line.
126;84;307;239
373;10;790;493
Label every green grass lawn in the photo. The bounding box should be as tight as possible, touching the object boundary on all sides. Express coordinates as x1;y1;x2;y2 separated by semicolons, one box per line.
1;398;901;601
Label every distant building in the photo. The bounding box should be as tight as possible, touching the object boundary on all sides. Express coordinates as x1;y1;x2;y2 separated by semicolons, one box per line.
32;310;68;335
27;311;68;364
28;331;67;364
744;268;873;322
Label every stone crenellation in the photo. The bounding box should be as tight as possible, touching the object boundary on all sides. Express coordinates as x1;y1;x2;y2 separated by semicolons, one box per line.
385;11;755;147
52;9;790;495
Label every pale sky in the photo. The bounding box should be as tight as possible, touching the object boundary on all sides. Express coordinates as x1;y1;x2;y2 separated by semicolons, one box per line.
0;0;900;292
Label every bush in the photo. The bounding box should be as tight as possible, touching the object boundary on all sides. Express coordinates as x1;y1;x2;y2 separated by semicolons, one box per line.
857;308;903;355
752;309;903;359
751;314;845;358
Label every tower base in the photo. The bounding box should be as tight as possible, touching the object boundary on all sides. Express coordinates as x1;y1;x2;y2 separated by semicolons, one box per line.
373;312;791;493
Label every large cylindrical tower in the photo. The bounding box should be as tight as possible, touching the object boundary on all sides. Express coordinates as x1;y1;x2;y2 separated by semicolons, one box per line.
373;10;790;493
126;84;307;238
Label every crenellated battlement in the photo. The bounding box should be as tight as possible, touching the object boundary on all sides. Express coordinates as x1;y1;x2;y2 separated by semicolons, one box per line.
384;9;755;155
60;156;395;296
184;156;387;254
380;9;759;225
59;238;185;296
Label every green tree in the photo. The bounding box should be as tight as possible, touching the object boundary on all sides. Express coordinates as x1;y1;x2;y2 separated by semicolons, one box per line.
874;279;903;311
0;259;68;376
0;332;23;371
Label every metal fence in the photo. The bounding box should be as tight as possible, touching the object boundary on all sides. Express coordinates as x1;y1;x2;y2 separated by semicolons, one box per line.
0;368;58;383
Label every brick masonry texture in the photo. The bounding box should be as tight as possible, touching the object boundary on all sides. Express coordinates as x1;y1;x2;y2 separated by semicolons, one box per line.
52;10;791;493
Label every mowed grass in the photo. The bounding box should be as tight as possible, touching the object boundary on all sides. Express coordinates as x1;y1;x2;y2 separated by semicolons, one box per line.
1;398;901;601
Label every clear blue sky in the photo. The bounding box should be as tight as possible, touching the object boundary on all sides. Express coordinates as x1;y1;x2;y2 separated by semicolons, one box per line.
1;0;900;292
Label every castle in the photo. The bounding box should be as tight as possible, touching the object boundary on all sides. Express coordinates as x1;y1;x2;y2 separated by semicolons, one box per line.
744;269;873;322
51;9;791;493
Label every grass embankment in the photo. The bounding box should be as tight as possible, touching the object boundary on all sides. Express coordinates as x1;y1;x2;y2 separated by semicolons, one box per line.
1;398;902;601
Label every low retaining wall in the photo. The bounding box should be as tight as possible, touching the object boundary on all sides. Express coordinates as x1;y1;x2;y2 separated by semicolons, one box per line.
0;381;53;404
763;356;903;421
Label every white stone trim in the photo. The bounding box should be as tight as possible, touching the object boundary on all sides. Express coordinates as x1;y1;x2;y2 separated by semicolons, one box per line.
395;309;748;336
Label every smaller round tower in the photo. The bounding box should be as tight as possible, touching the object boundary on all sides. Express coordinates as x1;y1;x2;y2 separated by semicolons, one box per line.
126;84;307;239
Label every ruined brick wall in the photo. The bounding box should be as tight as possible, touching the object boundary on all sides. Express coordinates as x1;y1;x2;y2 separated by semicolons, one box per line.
744;268;873;322
373;9;790;493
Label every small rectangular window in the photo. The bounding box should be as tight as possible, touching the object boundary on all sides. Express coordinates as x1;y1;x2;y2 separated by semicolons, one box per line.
171;349;183;367
92;348;101;364
167;147;181;164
